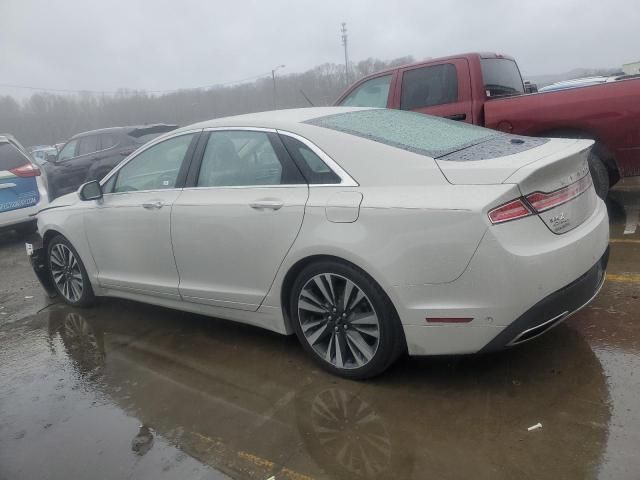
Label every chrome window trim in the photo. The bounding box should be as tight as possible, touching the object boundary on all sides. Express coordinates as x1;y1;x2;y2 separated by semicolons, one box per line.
202;126;277;133
101;187;183;198
181;126;358;189
99;126;359;191
182;184;306;191
99;129;203;187
276;130;358;187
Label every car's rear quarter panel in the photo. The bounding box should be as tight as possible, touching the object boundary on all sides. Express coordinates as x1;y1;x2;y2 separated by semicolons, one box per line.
398;197;609;355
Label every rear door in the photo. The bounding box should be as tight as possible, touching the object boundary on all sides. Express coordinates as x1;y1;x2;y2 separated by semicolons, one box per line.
394;58;473;123
171;128;309;311
0;141;40;215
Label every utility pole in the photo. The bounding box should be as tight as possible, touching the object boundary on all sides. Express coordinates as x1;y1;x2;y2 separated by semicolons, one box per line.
271;64;286;109
341;22;350;86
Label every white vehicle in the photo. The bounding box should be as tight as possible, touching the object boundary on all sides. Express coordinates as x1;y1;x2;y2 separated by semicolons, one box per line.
1;135;48;233
27;108;609;379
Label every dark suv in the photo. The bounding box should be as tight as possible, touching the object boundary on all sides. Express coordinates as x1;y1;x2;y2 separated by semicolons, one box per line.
45;124;177;199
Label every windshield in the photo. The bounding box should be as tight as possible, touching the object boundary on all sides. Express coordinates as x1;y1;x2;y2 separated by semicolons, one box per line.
307;109;499;157
480;58;525;98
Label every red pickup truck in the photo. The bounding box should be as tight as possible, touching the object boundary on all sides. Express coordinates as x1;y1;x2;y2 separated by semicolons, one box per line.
335;53;640;198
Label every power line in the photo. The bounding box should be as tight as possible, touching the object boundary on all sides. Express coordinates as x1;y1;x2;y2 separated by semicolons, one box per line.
0;70;274;96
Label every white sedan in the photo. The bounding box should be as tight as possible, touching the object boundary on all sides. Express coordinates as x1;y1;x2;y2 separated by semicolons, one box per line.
27;107;609;379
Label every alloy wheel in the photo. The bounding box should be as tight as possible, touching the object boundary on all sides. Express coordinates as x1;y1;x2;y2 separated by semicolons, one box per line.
50;243;84;302
298;273;380;369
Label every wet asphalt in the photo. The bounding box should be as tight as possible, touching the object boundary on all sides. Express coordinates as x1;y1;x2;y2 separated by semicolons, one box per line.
1;182;639;480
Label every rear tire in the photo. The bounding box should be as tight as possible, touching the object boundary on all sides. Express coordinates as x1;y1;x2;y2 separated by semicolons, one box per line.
47;235;95;307
290;260;405;380
588;152;609;199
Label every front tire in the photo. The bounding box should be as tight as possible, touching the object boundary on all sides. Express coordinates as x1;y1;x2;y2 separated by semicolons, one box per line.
290;260;404;380
47;235;95;307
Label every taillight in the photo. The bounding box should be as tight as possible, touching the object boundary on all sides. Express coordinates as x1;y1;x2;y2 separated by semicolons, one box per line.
9;163;40;177
488;199;532;224
525;174;591;213
488;174;592;225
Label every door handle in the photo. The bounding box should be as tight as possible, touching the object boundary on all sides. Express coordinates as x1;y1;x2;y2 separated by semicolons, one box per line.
141;201;164;210
249;200;284;211
0;183;16;190
444;113;467;121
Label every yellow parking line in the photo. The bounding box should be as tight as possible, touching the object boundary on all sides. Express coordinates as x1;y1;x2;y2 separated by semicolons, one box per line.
607;273;640;283
610;238;640;244
192;432;316;480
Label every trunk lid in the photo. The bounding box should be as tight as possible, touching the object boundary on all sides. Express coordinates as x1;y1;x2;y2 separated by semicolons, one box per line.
436;137;597;234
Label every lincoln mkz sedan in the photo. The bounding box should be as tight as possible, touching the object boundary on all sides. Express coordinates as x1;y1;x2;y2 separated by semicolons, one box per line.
27;107;609;378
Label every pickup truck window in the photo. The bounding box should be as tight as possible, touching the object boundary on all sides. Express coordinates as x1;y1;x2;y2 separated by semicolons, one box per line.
307;109;497;157
340;75;391;108
480;58;524;98
400;63;458;110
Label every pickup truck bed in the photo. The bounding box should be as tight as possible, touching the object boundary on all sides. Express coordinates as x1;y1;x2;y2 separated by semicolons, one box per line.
336;52;640;197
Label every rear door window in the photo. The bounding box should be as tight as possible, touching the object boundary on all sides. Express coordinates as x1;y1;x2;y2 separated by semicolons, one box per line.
197;131;304;187
100;133;119;150
78;135;99;156
339;75;392;108
400;63;458;110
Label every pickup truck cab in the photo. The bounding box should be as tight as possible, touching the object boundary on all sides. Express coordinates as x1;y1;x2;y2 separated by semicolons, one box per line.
335;52;640;197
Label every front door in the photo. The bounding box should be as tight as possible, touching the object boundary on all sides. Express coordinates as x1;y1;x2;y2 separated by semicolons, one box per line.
172;129;308;310
84;132;199;297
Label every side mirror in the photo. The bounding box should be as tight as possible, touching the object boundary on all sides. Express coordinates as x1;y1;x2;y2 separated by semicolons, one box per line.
78;180;103;201
46;152;57;163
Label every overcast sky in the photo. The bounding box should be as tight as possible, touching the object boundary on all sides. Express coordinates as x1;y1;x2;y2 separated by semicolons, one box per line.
1;0;638;98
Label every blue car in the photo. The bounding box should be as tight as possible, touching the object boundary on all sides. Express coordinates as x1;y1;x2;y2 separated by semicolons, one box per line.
0;135;48;234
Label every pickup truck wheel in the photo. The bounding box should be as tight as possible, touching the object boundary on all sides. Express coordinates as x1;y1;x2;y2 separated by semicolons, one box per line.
588;153;609;199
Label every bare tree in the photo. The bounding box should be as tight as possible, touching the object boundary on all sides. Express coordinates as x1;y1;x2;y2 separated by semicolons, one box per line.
0;56;415;146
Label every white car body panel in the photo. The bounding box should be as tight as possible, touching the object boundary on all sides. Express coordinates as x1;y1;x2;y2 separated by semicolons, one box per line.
172;185;309;310
84;189;182;297
33;107;609;356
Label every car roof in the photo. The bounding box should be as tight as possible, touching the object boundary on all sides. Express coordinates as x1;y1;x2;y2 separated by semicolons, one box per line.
336;52;514;79
69;124;177;140
172;107;370;134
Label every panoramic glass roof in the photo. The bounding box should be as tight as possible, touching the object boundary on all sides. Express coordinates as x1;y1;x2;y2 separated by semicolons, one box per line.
306;109;500;158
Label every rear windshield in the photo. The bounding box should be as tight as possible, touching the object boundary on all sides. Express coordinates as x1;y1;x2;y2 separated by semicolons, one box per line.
480;58;524;98
0;142;30;170
306;109;499;158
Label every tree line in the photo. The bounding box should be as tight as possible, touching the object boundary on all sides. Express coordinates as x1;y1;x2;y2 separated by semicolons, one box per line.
0;56;414;147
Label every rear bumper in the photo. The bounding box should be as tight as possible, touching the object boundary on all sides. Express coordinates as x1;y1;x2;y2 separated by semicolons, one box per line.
0;203;40;229
480;247;608;352
25;232;57;298
397;197;609;355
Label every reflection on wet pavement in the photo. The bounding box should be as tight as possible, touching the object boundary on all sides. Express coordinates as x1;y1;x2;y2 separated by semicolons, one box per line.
0;301;616;480
0;184;638;480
